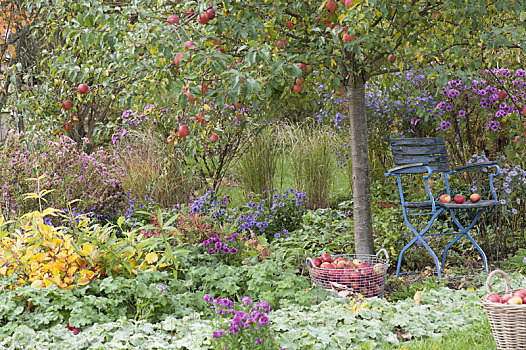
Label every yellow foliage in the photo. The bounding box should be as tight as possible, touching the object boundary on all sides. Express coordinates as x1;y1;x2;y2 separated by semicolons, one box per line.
145;252;158;264
0;212;100;289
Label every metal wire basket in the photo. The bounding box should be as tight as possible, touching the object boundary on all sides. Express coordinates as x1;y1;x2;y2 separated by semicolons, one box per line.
306;249;389;298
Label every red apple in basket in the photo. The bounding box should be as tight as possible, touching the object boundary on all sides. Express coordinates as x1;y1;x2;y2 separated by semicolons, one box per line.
486;293;501;303
513;289;526;299
373;263;385;276
312;257;322;268
507;296;523;305
352;258;363;266
336;260;347;269
320;262;334;269
345;261;356;269
360;262;373;277
340;270;352;286
321;253;333;263
501;294;512;303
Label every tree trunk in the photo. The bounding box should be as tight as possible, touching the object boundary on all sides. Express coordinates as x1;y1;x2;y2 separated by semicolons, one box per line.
347;82;375;255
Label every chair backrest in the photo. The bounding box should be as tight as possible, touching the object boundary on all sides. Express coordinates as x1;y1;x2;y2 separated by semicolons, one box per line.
390;137;450;173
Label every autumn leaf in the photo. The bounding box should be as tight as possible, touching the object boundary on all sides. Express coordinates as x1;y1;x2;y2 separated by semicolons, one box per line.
145;252;159;264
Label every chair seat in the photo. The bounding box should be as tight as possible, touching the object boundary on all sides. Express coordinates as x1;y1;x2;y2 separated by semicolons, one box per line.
438;200;499;209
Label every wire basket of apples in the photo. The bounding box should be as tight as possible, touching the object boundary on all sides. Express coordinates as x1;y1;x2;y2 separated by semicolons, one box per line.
481;269;526;350
306;249;389;298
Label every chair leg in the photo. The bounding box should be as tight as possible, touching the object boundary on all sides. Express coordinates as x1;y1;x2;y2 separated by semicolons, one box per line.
397;209;445;279
441;209;488;272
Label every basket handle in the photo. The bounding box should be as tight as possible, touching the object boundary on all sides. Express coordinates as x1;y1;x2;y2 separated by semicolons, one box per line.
485;269;512;295
376;248;389;265
306;257;315;270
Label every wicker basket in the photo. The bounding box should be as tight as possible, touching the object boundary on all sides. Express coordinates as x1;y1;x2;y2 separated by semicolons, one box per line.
306;249;389;298
481;269;526;350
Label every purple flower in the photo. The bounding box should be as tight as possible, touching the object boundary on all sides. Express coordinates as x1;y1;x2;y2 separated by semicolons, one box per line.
213;329;225;340
458;110;466;117
258;315;270;326
439;121;452;130
204;294;213;302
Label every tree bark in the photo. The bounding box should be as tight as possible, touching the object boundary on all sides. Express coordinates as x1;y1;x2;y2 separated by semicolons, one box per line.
347;83;375;255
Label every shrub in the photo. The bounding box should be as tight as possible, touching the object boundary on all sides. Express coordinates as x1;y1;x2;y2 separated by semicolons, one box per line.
0;211;101;289
0;132;128;220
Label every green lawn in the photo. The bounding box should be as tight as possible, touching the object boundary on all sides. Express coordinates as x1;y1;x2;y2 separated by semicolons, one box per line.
388;319;495;350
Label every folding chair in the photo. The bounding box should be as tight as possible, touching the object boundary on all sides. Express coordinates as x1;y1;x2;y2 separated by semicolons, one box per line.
384;137;501;280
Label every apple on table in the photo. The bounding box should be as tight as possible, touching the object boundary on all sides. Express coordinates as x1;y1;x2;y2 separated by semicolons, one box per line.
453;195;465;204
439;194;451;203
469;193;481;203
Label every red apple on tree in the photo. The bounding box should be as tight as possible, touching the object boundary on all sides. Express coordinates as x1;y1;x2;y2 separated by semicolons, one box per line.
185;41;196;50
293;84;303;93
469;193;481;203
209;134;219;142
167;15;179;24
295;78;304;85
77;83;89;94
206;8;216;20
178;125;189;139
62;100;72;110
286;20;293;28
325;1;337;13
173;52;184;65
454;195;466;204
167;134;176;145
345;0;354;8
522;105;526;116
185;89;197;102
198;13;209;24
439;194;451;203
305;64;313;73
388;54;396;63
497;90;507;100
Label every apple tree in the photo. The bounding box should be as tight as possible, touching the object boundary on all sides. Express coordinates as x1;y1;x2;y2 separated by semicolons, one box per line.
154;0;525;254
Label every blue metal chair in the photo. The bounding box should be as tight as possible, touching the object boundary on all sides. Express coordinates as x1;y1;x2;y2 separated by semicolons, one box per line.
385;137;501;280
